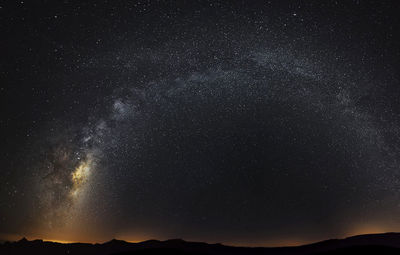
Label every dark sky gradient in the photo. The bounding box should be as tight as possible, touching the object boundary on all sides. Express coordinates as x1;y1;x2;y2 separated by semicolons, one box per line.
1;0;400;246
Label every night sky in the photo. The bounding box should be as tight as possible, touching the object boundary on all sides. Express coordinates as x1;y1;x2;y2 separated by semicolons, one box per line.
1;0;400;247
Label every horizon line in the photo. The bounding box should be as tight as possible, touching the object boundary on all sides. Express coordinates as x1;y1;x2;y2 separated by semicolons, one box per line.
1;231;399;248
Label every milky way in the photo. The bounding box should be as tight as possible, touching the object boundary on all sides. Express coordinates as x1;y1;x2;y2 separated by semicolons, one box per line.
1;0;399;246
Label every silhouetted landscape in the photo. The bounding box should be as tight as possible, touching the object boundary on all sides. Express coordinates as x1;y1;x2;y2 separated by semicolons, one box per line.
1;233;400;255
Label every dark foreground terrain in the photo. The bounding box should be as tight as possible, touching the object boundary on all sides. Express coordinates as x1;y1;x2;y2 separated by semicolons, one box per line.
1;233;400;255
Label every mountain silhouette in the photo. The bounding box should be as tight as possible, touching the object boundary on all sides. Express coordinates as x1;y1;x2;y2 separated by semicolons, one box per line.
1;233;400;254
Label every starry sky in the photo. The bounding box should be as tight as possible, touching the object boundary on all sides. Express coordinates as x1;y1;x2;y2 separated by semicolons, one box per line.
1;0;400;247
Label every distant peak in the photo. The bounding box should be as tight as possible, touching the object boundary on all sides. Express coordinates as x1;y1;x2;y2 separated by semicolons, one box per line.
17;237;28;243
104;238;127;245
139;239;161;243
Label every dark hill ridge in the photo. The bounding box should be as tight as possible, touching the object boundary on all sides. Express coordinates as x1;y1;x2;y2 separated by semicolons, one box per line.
1;233;400;255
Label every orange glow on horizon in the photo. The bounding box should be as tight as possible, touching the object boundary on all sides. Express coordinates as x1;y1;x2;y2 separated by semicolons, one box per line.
2;226;399;247
42;239;80;244
343;223;395;239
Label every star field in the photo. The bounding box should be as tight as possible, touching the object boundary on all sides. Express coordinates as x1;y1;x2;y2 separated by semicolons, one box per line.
1;0;399;246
